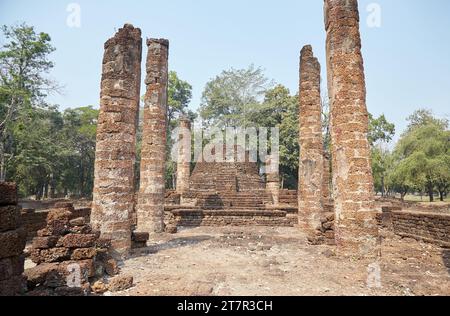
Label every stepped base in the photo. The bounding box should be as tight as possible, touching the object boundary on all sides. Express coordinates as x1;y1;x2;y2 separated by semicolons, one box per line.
165;208;298;228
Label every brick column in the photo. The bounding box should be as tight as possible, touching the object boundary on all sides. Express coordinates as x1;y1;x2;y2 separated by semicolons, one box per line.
91;24;142;258
298;45;324;234
176;117;191;195
266;155;280;205
322;153;332;203
137;39;169;234
324;0;379;256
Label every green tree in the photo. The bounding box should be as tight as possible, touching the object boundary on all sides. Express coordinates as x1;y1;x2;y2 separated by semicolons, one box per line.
253;85;298;188
60;106;98;197
238;85;299;188
406;109;448;132
368;114;396;146
0;23;57;181
8;106;66;198
371;145;394;196
167;71;194;128
200;64;273;127
392;110;450;202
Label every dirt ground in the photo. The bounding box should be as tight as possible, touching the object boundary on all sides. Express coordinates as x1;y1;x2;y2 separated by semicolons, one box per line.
111;226;450;296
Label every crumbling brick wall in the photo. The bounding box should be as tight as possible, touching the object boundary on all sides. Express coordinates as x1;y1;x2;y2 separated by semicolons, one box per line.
324;0;379;256
136;38;169;234
21;207;91;240
25;202;130;296
384;210;450;248
0;182;27;296
167;209;297;227
91;24;142;258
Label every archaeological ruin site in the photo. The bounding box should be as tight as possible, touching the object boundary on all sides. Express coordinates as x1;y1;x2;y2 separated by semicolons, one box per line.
1;0;449;297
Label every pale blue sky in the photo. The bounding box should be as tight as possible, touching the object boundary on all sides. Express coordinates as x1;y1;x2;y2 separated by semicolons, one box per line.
1;0;449;140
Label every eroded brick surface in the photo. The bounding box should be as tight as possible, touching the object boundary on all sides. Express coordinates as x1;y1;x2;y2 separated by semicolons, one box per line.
91;24;142;257
266;154;280;205
0;182;26;296
298;45;324;235
136;38;169;234
324;0;379;257
176;117;191;195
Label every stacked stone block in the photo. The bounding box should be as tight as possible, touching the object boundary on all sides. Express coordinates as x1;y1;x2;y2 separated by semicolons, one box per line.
298;45;325;236
26;202;125;296
137;38;169;234
0;182;26;296
308;212;336;246
91;24;142;258
324;0;379;256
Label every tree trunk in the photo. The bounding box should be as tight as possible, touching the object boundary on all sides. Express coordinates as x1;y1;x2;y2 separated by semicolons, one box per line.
440;191;445;202
44;182;49;200
0;146;5;182
428;188;434;203
401;189;407;202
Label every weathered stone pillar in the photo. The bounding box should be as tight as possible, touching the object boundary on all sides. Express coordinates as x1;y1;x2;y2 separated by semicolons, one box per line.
322;153;332;203
266;155;280;205
91;24;142;258
324;0;379;256
137;39;169;234
176;117;191;195
298;45;324;234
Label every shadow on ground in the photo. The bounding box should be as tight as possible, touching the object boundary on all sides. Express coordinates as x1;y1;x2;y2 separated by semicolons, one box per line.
130;235;212;258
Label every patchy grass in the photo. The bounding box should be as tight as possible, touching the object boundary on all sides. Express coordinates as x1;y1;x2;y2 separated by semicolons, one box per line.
403;194;450;203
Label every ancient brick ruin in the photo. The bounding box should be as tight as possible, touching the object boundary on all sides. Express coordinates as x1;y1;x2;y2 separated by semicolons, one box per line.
85;3;381;259
91;24;142;258
25;202;133;296
0;183;26;296
324;0;379;256
136;38;169;235
2;1;450;297
164;145;297;227
176;117;192;195
298;45;325;237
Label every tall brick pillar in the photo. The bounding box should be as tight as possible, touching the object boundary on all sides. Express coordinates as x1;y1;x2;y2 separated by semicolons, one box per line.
266;155;280;206
324;0;379;256
298;45;324;234
137;39;169;234
176;117;191;195
91;24;142;258
322;153;332;203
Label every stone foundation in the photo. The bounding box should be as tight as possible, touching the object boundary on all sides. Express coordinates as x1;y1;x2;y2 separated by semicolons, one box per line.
382;208;450;248
166;209;298;227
